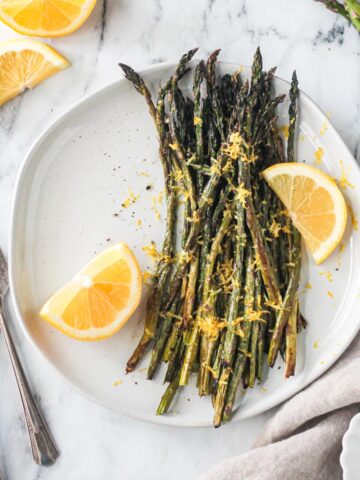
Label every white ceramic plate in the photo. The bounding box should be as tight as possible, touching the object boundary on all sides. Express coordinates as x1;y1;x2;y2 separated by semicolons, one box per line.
340;412;360;479
9;62;360;427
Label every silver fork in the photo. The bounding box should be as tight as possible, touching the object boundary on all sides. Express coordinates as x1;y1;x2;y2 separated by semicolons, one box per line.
0;247;59;466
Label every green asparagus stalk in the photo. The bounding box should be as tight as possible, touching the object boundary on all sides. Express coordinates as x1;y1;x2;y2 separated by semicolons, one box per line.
180;205;233;387
213;162;247;423
211;330;226;396
193;60;206;194
221;252;256;424
268;228;301;366
245;181;282;307
287;71;299;164
126;192;176;372
281;70;301;374
249;273;263;388
156;373;181;415
285;296;298;378
164;332;184;383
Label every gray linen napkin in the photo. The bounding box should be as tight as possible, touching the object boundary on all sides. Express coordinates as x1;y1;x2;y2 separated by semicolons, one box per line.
199;334;360;480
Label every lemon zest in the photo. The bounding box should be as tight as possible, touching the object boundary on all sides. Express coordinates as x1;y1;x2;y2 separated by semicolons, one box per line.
177;250;193;265
142;241;160;260
142;271;155;285
112;380;123;387
347;204;358;231
169;143;180;151
319;271;333;282
210;162;222;175
279;124;289;140
269;220;281;238
314;147;324;165
265;299;287;311
235;182;251;207
205;365;218;378
187;211;200;224
320;121;328;136
338;160;354;190
150;190;164;221
198;314;227;338
171;166;184;183
122;188;140;208
234;309;268;326
221;132;257;163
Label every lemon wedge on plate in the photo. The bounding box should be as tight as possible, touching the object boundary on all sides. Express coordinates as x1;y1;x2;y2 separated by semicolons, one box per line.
40;243;142;341
0;0;97;37
0;39;69;106
262;162;347;264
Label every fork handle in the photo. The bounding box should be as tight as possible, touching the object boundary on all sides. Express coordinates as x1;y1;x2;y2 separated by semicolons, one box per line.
0;306;59;466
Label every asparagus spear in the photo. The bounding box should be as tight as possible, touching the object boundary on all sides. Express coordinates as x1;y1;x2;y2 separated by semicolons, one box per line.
211;328;226;398
213;160;247;423
221;252;256;424
282;70;301;374
287;71;299;164
285;296;298;378
268;228;301;366
126;190;176;373
156;373;181;415
180;205;233;387
249;272;263;388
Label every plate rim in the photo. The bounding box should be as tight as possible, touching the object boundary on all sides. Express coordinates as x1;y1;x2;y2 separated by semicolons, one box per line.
340;411;360;478
8;60;360;427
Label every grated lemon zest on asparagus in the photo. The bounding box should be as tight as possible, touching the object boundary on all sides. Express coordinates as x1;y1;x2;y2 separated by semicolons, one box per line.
169;143;180;151
221;132;257;163
142;271;155;285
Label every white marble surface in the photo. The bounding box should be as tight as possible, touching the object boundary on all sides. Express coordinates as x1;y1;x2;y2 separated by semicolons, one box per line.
0;1;359;479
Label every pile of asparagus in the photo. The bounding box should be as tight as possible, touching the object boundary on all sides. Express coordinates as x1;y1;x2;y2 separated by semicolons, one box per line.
120;47;305;426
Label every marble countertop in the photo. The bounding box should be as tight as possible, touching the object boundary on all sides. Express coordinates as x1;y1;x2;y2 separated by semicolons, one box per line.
0;1;359;479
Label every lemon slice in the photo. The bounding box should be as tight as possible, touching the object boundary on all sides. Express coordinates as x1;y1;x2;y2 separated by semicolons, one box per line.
0;0;97;37
40;243;142;341
0;39;69;106
262;163;347;264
